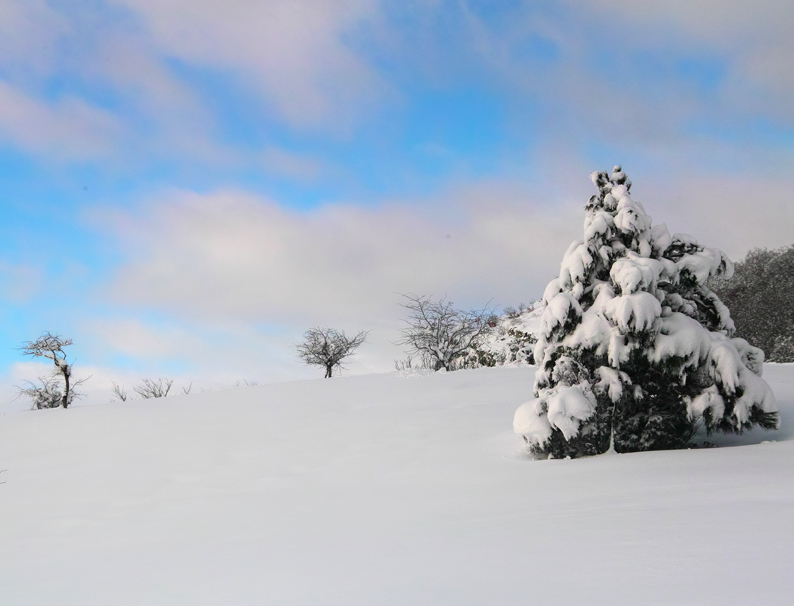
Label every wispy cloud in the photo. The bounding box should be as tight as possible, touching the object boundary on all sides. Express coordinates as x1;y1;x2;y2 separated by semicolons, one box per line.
0;81;123;160
0;0;70;77
95;183;581;326
260;147;328;181
113;0;386;129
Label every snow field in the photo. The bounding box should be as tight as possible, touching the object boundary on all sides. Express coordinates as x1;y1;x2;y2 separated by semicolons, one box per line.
1;365;793;605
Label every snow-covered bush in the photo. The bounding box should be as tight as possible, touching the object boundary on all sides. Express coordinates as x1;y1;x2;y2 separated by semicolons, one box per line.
514;167;779;458
18;376;64;409
462;304;541;368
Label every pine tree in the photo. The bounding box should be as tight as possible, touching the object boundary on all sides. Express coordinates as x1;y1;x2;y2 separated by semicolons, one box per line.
514;167;779;458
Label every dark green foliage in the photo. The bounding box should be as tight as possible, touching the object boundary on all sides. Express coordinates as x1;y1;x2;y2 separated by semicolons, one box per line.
710;244;794;361
770;335;794;364
531;346;702;458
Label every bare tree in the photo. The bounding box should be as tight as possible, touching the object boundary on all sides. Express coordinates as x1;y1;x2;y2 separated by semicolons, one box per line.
133;378;173;399
18;333;88;408
297;327;369;378
396;294;495;371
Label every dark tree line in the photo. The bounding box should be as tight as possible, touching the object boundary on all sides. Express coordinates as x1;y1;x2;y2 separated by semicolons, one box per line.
710;243;794;362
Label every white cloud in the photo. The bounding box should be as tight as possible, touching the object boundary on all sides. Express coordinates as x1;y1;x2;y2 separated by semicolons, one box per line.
100;164;794;328
0;2;238;165
112;0;385;129
0;0;69;77
83;319;205;360
97;183;581;327
0;0;388;164
24;164;776;386
260;147;327;181
0;81;123;160
562;0;794;111
640;173;794;260
80;316;305;383
567;0;791;42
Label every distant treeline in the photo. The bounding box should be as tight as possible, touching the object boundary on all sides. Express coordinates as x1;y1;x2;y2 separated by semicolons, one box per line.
711;243;794;362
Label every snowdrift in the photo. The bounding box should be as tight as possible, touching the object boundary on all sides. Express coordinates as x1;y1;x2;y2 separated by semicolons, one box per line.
1;365;793;604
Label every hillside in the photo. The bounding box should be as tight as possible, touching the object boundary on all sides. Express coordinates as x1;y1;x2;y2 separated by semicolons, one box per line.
1;365;793;605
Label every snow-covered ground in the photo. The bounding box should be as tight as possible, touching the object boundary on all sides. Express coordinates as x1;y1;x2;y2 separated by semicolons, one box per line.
1;364;793;605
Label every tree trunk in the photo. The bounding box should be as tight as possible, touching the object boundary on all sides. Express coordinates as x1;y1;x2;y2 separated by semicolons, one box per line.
325;366;332;378
62;368;70;408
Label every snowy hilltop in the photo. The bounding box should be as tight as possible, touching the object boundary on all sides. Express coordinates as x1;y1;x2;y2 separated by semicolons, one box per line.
514;167;779;458
1;366;792;604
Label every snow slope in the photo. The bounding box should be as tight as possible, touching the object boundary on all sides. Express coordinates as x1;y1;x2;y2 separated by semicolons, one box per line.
1;365;793;605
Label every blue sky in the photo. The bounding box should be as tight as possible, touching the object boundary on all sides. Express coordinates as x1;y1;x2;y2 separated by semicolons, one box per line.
1;0;793;404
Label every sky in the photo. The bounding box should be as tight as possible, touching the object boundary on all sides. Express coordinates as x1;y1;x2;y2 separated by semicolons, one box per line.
1;0;794;407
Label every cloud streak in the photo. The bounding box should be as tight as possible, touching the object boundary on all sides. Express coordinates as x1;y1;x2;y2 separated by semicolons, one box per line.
0;81;123;160
113;0;385;129
99;162;794;329
98;183;580;325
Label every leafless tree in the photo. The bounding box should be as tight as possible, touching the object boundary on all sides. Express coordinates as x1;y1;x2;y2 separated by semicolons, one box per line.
133;377;173;399
297;327;369;378
18;333;88;408
396;294;495;371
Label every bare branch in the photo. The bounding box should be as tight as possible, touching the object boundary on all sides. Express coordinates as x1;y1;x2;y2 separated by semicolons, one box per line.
395;294;494;371
18;332;72;361
111;382;128;402
133;378;174;399
232;379;257;388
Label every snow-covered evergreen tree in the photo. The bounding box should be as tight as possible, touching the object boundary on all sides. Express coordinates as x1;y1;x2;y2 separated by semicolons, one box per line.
514;167;779;458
